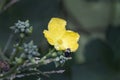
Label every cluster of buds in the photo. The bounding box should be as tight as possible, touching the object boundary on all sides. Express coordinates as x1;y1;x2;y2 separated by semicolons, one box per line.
55;55;67;64
10;20;33;38
14;41;40;65
22;41;40;60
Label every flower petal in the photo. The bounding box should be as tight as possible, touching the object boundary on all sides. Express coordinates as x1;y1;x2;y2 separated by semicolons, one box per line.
48;18;66;32
43;18;67;45
43;30;54;45
54;30;80;52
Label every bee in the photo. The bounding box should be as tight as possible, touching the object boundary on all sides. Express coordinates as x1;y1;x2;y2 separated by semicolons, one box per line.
0;60;10;72
64;48;71;57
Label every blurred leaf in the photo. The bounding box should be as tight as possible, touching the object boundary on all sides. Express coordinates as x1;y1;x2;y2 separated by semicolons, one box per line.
106;26;120;70
0;0;6;11
84;39;112;63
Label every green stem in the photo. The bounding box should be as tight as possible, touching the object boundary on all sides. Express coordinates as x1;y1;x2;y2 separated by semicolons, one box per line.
10;37;25;62
22;48;56;69
0;49;9;62
39;49;55;63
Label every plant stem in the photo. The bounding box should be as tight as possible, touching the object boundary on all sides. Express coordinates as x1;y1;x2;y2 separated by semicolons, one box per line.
21;48;56;69
0;34;14;62
39;49;55;63
10;37;25;62
0;49;9;62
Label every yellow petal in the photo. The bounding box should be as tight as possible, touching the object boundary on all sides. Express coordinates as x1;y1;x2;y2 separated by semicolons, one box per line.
48;18;66;32
54;30;80;52
43;30;54;45
43;18;67;45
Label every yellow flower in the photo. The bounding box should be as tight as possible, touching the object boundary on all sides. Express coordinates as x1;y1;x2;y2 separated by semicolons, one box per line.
43;18;80;52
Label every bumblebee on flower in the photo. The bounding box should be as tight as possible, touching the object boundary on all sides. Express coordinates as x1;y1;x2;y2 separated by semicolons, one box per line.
43;18;80;53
